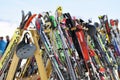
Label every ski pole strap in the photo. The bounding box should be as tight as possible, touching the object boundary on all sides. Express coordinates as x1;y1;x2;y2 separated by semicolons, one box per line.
22;32;31;44
24;14;37;30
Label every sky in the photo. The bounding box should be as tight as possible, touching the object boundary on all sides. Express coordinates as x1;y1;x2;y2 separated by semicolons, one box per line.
0;0;120;38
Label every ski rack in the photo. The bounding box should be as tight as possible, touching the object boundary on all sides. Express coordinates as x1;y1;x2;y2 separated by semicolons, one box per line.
16;73;40;80
5;28;52;80
0;28;23;80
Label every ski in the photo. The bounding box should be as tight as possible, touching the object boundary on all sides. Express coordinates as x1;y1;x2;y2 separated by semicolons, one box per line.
35;15;65;80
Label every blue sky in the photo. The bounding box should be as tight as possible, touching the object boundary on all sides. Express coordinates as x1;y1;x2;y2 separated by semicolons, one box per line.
0;0;119;23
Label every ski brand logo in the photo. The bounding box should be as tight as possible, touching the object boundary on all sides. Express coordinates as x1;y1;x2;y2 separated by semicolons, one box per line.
78;32;83;42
